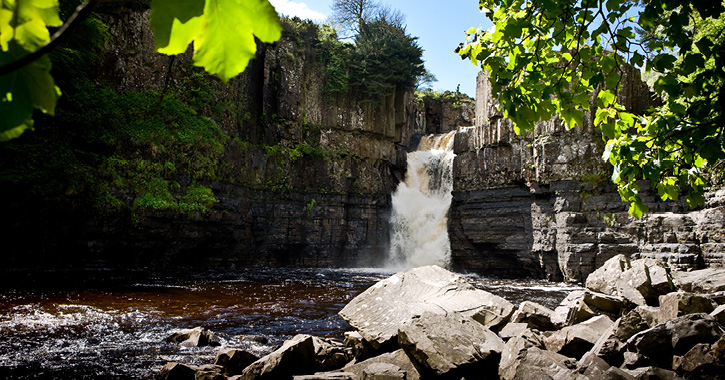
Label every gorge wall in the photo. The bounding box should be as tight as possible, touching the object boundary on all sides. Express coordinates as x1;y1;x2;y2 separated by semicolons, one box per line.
449;71;725;281
0;9;419;268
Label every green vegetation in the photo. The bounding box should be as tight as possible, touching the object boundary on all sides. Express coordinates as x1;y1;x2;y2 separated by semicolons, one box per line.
458;0;725;218
0;0;281;141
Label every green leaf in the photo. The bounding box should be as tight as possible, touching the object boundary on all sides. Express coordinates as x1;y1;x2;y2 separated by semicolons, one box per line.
652;53;676;72
628;199;649;219
0;49;59;140
560;109;584;129
597;90;616;108
149;0;283;82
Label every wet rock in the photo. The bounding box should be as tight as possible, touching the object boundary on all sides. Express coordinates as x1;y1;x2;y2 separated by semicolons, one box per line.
338;265;514;348
657;291;715;323
672;268;725;294
340;349;421;380
214;349;259;376
672;339;725;379
499;334;577;380
240;334;316;379
510;301;556;331
158;362;198;380
397;312;504;378
544;315;614;359
626;313;725;368
165;327;221;347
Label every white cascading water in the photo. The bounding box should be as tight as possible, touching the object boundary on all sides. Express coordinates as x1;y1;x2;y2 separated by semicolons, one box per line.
387;130;457;269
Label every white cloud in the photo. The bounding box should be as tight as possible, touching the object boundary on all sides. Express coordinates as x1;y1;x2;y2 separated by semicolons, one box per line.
269;0;327;21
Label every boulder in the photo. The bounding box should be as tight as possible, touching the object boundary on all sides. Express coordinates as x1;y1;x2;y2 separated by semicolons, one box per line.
397;312;504;378
194;367;226;380
553;290;623;327
158;362;198;380
293;374;355;380
672;340;725;379
544;315;614;359
617;306;659;342
657;291;716;323
362;363;406;379
586;254;631;296
510;301;556;331
338;266;514;348
312;337;351;372
577;352;635;380
643;259;675;295
672;268;725;293
499;323;531;340
711;304;725;325
240;334;316;379
626;313;725;368
620;366;683;379
589;322;626;366
340;349;421;380
499;334;577;380
343;331;375;361
616;260;653;306
586;256;675;308
165;326;221;347
214;349;259;376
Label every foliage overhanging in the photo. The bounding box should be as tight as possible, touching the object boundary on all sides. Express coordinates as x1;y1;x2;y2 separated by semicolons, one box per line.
458;0;725;217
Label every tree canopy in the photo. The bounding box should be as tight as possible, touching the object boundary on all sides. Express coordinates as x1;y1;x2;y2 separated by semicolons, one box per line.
0;0;282;142
458;0;725;217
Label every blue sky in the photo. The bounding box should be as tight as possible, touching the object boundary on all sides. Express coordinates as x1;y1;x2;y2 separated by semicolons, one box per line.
269;0;493;97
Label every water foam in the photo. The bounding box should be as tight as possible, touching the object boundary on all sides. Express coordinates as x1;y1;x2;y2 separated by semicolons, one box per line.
387;131;457;269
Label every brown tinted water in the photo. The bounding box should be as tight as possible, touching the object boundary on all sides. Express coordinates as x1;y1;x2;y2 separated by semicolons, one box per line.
0;267;578;379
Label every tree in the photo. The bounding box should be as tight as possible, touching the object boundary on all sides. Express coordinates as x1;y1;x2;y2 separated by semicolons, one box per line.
0;0;282;142
330;0;379;38
458;0;725;217
350;19;424;99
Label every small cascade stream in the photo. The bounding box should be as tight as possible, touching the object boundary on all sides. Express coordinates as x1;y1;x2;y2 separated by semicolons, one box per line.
388;130;457;269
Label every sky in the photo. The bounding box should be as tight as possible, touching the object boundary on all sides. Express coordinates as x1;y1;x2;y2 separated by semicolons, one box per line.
268;0;493;97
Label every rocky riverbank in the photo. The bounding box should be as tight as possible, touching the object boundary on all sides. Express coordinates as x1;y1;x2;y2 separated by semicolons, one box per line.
157;260;725;379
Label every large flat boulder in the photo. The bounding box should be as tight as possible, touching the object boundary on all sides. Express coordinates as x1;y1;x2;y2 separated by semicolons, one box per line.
553;290;623;327
397;312;504;378
338;265;514;348
214;349;259;376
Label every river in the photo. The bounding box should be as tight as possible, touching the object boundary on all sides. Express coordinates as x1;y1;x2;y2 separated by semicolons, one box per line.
0;267;577;379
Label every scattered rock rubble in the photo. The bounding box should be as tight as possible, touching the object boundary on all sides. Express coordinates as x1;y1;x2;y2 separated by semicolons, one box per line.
158;258;725;379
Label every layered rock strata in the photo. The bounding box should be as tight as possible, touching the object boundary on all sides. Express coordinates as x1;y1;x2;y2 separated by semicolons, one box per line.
449;71;725;280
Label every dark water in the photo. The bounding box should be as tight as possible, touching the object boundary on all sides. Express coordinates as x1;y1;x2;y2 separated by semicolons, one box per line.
0;267;578;379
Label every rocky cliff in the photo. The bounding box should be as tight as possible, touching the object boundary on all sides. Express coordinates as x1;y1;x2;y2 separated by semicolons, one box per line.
449;71;725;281
0;10;418;268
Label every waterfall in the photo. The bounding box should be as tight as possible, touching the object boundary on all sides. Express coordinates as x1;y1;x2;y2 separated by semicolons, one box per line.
387;130;457;269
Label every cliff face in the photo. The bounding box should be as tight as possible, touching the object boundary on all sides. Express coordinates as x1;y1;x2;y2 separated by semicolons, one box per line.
0;11;416;268
449;71;725;281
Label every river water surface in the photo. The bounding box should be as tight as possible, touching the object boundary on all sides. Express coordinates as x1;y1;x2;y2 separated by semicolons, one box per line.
0;267;577;379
